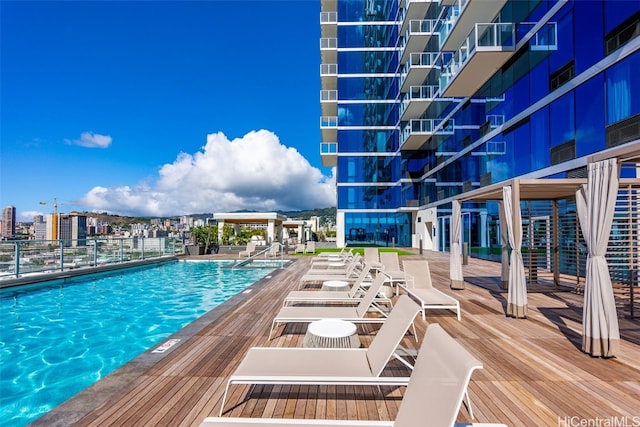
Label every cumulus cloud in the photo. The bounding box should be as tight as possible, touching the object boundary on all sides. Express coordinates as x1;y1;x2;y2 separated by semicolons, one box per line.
65;132;112;148
79;130;336;217
17;210;46;222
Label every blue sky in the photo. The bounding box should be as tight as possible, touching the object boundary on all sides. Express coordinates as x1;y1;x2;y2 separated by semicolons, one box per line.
1;0;335;221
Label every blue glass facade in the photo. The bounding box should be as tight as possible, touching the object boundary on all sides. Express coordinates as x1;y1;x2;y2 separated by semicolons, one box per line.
320;0;640;249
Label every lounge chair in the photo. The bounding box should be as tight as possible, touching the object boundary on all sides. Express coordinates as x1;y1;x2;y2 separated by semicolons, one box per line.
266;242;282;258
304;241;316;254
203;322;506;427
293;243;305;254
401;260;461;321
313;247;351;259
239;242;257;258
271;273;390;339
364;247;384;270
219;295;421;415
379;252;407;292
298;258;365;288
304;253;362;274
283;263;391;308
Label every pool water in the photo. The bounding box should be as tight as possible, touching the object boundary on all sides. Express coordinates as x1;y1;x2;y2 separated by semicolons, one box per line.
0;260;274;427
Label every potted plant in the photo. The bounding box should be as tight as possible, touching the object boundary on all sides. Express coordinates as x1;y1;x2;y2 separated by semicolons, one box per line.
191;224;218;255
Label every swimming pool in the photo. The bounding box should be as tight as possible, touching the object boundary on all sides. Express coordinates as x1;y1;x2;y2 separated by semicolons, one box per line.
0;260;276;427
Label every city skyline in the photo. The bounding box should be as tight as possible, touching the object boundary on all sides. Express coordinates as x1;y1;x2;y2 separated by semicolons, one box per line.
1;1;335;222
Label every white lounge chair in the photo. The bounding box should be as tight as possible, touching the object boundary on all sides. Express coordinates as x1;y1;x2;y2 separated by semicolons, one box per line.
203;322;506;427
239;242;257;258
283;263;391;308
402;260;461;321
379;252;406;292
219;295;421;415
303;241;316;254
364;247;384;270
271;273;389;339
298;258;365;288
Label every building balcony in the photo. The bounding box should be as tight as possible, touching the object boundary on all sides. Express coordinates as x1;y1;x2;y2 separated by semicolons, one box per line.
400;119;455;150
320;11;337;38
320;116;338;141
471;140;506;156
320;142;337;167
320;64;338;91
399;85;440;121
438;0;507;51
399;0;439;34
399;52;439;93
440;23;516;97
399;19;439;64
321;90;338;116
320;37;337;63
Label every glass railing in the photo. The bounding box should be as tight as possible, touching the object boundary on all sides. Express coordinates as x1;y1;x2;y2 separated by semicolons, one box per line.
439;22;515;92
438;0;467;46
518;22;558;51
400;52;439;87
400;118;454;146
399;85;439;116
486;114;505;128
400;19;438;56
320;116;338;128
320;11;337;24
320;90;338;102
320;38;338;49
320;142;338;154
320;63;338;76
0;237;180;280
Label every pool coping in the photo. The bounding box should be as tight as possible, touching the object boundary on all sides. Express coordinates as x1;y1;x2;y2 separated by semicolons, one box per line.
28;258;292;427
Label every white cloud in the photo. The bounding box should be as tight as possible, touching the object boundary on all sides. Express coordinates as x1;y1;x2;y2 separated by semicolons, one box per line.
65;132;112;148
80;130;336;216
17;210;46;222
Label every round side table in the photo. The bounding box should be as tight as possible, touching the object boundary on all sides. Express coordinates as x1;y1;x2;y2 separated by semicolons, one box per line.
321;280;351;292
303;319;361;348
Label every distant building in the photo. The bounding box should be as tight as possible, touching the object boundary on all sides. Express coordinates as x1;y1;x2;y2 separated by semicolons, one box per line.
34;215;46;240
58;213;87;247
2;206;16;238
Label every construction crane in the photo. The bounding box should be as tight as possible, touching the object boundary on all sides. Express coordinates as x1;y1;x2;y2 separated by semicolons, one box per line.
39;198;59;215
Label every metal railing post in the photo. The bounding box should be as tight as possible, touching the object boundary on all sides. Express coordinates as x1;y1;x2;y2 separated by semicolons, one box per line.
60;240;65;272
14;241;20;278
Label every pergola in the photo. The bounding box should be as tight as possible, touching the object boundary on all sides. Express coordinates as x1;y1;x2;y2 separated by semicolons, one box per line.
449;141;640;357
213;212;288;245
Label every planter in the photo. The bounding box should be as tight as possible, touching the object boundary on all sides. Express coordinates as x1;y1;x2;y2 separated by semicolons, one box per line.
185;245;205;256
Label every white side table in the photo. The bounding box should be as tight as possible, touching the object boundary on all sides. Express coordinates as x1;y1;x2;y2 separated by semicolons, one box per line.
303;319;361;348
321;280;351;292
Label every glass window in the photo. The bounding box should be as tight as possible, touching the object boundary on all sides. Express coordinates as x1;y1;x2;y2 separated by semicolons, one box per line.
338;51;397;74
606;51;640;125
575;74;605;156
338;0;398;23
337;156;399;183
338;24;398;48
338;129;397;152
338;77;398;100
574;0;605;74
338;185;399;209
338;102;398;126
530;105;550;171
549;91;575;148
344;212;411;247
605;1;640;33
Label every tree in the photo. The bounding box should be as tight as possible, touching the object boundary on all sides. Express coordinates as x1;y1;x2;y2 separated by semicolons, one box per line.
192;224;218;253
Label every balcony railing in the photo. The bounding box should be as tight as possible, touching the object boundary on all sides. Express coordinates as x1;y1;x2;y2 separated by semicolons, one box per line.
320;38;337;49
320;11;337;24
320;63;338;76
0;237;179;280
438;0;469;46
400;52;439;88
439;22;515;92
320;90;338;102
399;85;439;117
400;118;455;146
320;142;338;154
320;116;338;128
519;22;558;51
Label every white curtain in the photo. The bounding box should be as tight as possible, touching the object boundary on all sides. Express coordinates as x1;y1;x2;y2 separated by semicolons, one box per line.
498;201;509;289
450;199;464;289
503;186;527;318
575;159;620;357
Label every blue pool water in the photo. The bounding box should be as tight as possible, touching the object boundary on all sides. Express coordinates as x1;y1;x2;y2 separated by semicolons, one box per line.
0;260;275;427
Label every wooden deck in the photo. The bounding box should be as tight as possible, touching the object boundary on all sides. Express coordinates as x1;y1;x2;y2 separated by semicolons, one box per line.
36;251;640;427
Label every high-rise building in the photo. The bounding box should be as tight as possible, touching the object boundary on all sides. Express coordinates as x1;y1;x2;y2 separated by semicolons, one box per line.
58;213;87;247
33;214;47;240
320;0;639;257
2;206;16;238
